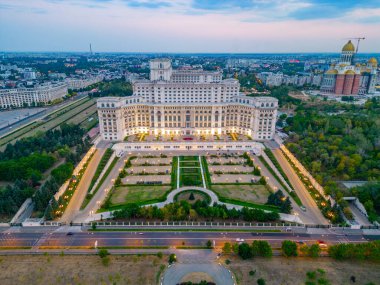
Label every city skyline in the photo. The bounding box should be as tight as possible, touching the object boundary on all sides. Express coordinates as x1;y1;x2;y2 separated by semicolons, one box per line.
1;0;380;53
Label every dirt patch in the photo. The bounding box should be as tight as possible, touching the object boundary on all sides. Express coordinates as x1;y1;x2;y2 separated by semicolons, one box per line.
0;254;166;285
222;256;380;285
181;272;214;283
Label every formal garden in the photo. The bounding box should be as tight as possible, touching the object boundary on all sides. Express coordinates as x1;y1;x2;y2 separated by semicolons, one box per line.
100;152;294;221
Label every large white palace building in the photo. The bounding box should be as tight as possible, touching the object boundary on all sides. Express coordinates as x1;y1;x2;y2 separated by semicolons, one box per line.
97;59;278;149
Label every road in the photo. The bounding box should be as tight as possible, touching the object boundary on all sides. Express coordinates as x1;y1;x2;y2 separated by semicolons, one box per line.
73;148;123;223
0;229;370;249
59;147;107;223
0;93;88;138
270;147;328;225
252;154;308;223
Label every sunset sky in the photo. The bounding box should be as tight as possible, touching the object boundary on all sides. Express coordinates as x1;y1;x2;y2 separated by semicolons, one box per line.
1;0;380;52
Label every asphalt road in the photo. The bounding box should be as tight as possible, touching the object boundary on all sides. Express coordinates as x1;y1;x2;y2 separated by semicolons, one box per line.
74;150;123;223
271;148;328;225
0;93;88;138
59;147;106;223
0;230;369;249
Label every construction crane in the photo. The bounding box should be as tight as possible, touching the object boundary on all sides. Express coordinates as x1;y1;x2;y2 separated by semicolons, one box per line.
344;37;365;63
352;37;365;54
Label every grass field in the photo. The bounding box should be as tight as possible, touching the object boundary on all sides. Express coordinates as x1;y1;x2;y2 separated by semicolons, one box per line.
212;184;270;204
0;97;95;147
0;254;167;285
110;185;171;206
180;156;199;161
178;156;204;187
224;256;380;285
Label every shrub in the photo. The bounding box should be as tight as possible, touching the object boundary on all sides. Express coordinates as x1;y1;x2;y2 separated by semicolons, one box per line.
98;249;109;258
222;242;232;254
238;243;253;260
251;240;272;257
101;256;110;266
308;244;321;258
169;253;177;264
257;278;266;285
157;252;163;259
281;240;298;257
249;270;256;276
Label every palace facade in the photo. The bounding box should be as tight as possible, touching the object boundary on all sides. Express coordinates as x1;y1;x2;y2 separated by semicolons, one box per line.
97;59;278;142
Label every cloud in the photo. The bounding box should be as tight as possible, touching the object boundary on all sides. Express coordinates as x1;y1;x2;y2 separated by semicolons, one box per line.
123;0;171;9
288;0;380;20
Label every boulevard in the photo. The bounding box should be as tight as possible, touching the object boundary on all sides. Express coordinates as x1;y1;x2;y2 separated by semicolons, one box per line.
0;227;374;251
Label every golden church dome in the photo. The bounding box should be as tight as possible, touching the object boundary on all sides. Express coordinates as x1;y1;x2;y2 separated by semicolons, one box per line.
368;57;378;66
342;40;355;52
326;69;338;75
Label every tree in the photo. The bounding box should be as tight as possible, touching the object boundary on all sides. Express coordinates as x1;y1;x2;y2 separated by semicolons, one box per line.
251;240;272;257
222;242;232;254
189;192;195;200
169;253;176;264
232;243;239;254
281;240;298;257
98;249;109;258
238;243;253;260
259;176;267;185
257;278;266;285
308;244;321;258
44;204;54;220
206;240;213;249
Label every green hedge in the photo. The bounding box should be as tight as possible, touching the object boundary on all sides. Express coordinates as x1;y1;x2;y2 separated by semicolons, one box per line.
87;148;113;193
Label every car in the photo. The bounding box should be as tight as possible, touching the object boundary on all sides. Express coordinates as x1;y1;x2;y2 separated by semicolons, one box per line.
236;238;245;242
285;227;292;232
66;232;74;236
296;241;305;245
138;232;144;235
317;240;327;247
300;206;307;212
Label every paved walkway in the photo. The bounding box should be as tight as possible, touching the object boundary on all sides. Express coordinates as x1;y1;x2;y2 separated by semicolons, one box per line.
154;186;219;207
162;250;234;285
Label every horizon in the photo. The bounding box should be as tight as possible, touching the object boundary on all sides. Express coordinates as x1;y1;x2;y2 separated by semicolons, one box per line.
1;0;380;53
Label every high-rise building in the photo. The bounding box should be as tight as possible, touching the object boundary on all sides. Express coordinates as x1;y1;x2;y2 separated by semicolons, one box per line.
321;40;377;95
97;59;278;143
0;82;67;108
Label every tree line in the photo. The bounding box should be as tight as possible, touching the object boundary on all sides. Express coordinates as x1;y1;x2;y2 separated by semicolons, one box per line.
0;123;91;216
285;97;380;221
113;200;280;222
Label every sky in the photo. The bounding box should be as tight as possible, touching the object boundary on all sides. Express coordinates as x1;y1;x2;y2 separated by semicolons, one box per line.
0;0;380;53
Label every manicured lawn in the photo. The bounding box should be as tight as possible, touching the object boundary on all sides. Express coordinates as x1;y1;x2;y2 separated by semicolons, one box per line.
180;156;199;161
109;185;171;207
212;184;271;205
182;167;200;174
178;156;204;187
180;161;199;167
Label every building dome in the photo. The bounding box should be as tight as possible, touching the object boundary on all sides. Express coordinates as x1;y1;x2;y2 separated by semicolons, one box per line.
345;70;355;75
342;40;355;52
368;57;378;67
326;69;338;75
